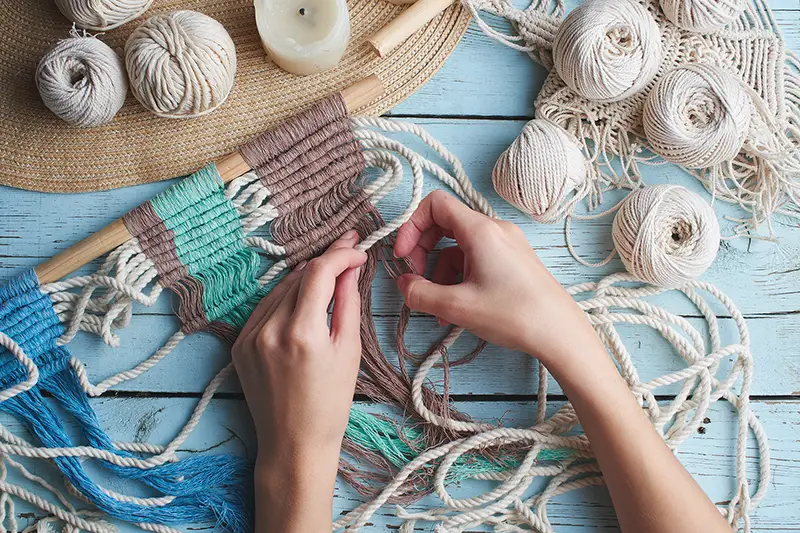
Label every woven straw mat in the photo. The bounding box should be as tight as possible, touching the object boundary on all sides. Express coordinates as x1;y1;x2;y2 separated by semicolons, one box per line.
0;0;470;192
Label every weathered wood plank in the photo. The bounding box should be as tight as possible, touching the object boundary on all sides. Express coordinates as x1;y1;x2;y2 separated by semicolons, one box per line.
63;311;800;396
2;120;799;317
0;397;792;532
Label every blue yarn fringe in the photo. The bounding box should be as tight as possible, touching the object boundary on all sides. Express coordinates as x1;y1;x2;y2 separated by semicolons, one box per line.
0;271;253;532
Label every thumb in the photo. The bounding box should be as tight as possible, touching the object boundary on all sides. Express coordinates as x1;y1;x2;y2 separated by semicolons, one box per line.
397;274;469;324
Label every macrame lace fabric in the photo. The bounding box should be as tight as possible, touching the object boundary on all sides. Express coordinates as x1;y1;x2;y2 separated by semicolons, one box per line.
467;0;800;237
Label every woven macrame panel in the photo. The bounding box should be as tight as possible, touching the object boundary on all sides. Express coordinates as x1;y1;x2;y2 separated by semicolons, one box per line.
0;0;470;193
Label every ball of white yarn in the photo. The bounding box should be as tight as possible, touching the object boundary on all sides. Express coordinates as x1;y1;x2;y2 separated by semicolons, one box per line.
612;185;720;287
125;11;237;118
492;120;587;222
659;0;746;32
36;35;128;128
553;0;662;102
643;64;751;169
54;0;154;31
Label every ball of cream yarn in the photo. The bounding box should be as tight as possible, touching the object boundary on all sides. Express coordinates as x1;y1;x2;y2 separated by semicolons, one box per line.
643;64;751;169
125;11;237;118
553;0;662;102
36;34;128;128
54;0;154;31
612;185;720;287
659;0;746;32
493;120;587;222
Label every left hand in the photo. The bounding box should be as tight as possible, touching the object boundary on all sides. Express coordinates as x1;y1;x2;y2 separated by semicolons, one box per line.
232;230;367;533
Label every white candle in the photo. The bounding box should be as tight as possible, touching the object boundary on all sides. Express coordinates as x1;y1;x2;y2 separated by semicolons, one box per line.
254;0;351;76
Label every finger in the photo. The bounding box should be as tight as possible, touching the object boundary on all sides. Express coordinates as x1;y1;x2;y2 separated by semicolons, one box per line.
330;267;361;344
397;273;470;325
237;264;305;341
293;248;368;326
328;229;360;251
394;191;483;258
405;225;445;274
432;246;464;286
265;273;304;331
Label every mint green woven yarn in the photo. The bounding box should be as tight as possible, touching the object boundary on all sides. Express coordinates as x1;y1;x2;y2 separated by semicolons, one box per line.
149;164;264;328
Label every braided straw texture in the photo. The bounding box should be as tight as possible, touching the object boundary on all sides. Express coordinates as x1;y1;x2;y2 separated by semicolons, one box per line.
0;0;470;192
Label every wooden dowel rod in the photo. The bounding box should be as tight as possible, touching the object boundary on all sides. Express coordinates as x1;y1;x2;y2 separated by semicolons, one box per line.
366;0;456;58
34;75;384;285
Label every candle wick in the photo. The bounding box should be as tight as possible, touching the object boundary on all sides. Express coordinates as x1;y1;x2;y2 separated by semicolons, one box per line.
299;7;306;15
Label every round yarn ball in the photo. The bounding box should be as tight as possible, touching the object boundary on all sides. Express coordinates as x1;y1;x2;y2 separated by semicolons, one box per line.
35;35;128;128
659;0;746;32
492;120;587;222
643;63;751;169
553;0;662;102
125;11;237;119
54;0;154;31
612;184;720;287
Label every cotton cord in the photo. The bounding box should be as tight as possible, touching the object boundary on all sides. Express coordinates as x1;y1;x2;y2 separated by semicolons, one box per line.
492;119;589;223
53;0;153;31
612;184;720;287
336;273;768;532
644;63;752;169
125;11;236;118
552;0;662;102
35;31;127;128
659;0;746;32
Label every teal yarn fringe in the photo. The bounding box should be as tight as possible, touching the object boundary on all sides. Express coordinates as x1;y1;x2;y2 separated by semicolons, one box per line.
345;408;572;484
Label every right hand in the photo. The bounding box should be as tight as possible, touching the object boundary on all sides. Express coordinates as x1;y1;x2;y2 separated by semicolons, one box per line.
394;190;598;364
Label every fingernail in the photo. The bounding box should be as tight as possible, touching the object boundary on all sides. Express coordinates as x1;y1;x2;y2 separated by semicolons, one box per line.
354;266;362;280
342;229;358;241
294;260;307;272
396;274;408;292
437;317;450;328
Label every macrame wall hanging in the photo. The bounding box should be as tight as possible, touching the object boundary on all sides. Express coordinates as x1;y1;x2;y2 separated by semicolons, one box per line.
469;0;799;238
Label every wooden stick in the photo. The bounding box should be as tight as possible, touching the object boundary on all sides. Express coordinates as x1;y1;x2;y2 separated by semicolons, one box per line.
34;75;384;285
366;0;456;58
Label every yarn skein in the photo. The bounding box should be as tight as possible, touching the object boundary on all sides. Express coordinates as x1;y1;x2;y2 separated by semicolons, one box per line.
659;0;746;32
552;0;662;102
54;0;154;31
125;11;237;119
612;185;720;287
492;119;587;222
643;63;752;169
36;33;128;128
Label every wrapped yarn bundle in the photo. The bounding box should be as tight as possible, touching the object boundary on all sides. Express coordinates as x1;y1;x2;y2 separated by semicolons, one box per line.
643;64;752;169
54;0;153;31
125;11;237;118
36;33;128;128
492;119;587;222
659;0;747;32
612;185;720;287
552;0;662;102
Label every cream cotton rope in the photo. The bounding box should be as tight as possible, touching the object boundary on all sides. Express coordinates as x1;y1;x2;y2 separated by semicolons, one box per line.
334;273;769;533
658;0;747;32
53;0;153;31
612;184;720;287
35;31;128;128
492;119;590;223
552;0;662;102
643;63;753;169
125;11;237;119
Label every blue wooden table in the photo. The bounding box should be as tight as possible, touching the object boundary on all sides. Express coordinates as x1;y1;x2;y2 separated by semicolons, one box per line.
1;2;799;530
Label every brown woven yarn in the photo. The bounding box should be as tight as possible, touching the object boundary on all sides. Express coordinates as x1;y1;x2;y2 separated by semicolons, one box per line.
0;0;470;193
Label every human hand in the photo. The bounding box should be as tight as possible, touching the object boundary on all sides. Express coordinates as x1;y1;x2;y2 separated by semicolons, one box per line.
232;230;367;533
394;190;599;365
